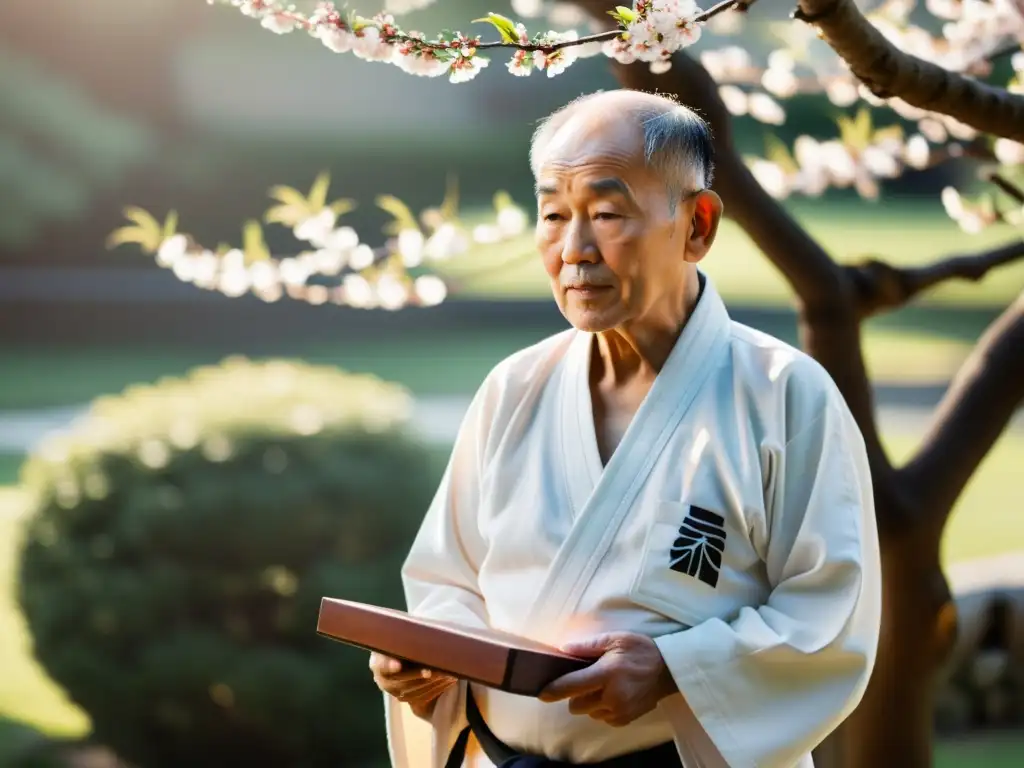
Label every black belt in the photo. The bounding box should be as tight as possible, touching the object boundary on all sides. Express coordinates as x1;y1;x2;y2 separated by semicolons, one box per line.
443;687;682;767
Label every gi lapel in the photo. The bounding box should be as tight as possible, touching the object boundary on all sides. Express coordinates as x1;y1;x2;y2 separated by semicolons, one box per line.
528;274;733;630
559;330;605;519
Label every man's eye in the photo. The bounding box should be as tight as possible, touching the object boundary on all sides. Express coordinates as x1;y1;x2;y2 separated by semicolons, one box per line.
544;213;564;222
594;212;621;220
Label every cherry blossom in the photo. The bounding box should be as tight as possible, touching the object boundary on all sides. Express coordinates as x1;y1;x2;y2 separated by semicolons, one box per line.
210;0;714;83
108;177;530;309
941;187;1001;234
994;139;1024;166
609;0;704;68
535;30;581;77
115;0;1024;307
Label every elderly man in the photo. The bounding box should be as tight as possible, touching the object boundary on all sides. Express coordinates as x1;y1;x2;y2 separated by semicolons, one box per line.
372;89;881;768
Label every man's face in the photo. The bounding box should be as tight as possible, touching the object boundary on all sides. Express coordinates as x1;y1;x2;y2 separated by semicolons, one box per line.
533;112;705;334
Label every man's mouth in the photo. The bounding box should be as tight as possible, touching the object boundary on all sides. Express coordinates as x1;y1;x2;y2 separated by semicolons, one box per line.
566;284;612;295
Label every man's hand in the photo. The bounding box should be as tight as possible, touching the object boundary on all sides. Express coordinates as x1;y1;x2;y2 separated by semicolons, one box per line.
369;652;458;721
538;632;678;728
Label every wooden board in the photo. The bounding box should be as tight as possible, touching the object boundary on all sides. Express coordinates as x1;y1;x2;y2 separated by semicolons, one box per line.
317;597;593;697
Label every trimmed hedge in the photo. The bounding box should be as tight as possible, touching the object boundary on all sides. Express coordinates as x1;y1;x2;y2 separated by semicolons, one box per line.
16;357;438;767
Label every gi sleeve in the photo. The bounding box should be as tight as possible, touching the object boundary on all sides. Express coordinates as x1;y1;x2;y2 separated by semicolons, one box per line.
653;396;882;768
401;373;496;630
386;375;502;768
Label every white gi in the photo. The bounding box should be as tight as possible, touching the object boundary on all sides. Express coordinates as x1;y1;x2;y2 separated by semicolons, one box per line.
385;274;882;768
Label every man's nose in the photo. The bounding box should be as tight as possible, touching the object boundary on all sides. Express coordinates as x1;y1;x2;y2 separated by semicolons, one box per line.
561;219;599;265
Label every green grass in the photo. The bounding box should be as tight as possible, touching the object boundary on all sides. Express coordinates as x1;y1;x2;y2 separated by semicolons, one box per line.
443;199;1024;307
882;432;1024;563
860;328;977;385
935;734;1024;768
0;454;24;487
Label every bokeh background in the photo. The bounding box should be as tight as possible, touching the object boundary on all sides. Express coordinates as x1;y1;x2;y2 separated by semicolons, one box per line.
1;0;1022;766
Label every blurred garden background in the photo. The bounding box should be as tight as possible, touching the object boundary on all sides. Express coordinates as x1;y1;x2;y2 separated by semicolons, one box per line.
1;0;1022;766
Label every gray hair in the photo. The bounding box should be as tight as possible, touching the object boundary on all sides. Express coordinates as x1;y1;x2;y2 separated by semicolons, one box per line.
529;90;715;207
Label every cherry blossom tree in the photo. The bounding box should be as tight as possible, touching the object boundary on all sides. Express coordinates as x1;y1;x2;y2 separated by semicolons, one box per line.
111;1;1024;766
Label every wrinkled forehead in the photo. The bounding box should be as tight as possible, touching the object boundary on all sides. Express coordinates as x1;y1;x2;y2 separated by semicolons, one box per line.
535;109;646;175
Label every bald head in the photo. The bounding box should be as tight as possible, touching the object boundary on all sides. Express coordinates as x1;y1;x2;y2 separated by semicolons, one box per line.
529;90;714;207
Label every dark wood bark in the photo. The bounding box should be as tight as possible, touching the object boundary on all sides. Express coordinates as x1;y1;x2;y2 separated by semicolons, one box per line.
569;3;1024;765
794;0;1024;142
846;242;1024;320
903;294;1024;523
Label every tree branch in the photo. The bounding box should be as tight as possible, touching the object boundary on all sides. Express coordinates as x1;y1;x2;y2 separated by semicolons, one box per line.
228;0;743;56
985;172;1024;206
846;240;1024;319
794;0;1024;142
465;0;742;52
901;291;1024;522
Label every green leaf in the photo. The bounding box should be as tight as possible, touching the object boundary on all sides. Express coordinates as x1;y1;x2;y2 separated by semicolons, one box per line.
838;107;873;153
872;124;904;145
854;107;872;141
440;174;460;221
162;210;179;240
122;205;161;233
242;219;271;263
493;190;515;212
268;184;308;207
307;172;332;212
763;135;799;175
472;13;519;44
608;5;638;24
329;198;358;217
265;184;312;226
375;194;420;235
264;204;305;228
108;206;162;252
106;225;160;253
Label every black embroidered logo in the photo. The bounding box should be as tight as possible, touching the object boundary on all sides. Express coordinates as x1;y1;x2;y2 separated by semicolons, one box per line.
669;505;726;588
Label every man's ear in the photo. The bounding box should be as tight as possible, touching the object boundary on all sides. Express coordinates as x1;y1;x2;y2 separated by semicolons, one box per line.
684;190;723;264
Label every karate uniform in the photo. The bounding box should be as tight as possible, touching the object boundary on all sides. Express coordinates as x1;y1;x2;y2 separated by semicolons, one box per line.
385;275;881;768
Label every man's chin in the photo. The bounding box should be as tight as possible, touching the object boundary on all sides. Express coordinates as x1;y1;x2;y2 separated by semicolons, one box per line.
553;290;624;332
561;307;621;334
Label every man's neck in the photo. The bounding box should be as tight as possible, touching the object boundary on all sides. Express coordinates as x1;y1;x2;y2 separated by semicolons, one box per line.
593;273;703;383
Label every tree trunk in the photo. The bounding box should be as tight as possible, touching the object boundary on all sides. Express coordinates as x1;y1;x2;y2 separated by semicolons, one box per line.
816;524;957;767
